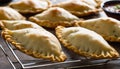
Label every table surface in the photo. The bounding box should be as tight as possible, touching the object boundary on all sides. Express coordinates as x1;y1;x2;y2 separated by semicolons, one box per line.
0;0;120;69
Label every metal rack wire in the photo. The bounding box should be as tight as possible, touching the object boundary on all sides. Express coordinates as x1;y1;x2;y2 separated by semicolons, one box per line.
0;35;120;69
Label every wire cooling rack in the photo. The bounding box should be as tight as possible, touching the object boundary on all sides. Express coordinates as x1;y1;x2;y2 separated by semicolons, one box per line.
0;0;120;69
0;33;119;69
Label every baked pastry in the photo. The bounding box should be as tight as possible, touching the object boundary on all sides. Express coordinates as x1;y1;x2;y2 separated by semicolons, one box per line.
0;7;25;20
56;26;119;59
80;0;98;8
29;7;80;28
0;20;44;30
9;0;51;14
2;28;66;62
75;17;120;42
53;0;99;17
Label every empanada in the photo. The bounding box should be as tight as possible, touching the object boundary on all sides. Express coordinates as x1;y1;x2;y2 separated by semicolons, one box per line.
0;20;44;30
53;0;99;17
9;0;51;14
29;7;80;28
56;26;119;59
76;17;120;42
2;28;66;62
0;7;25;20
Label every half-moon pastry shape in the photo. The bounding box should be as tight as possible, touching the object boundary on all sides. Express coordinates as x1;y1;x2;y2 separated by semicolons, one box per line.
53;0;99;17
0;20;44;30
9;0;51;14
29;7;80;28
2;28;66;62
56;26;119;59
0;7;25;20
76;17;120;42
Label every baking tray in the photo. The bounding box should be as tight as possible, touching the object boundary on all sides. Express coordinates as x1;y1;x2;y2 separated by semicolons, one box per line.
0;0;120;69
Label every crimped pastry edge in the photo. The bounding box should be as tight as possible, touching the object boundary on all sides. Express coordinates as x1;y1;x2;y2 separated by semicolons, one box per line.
2;29;67;62
70;8;102;17
55;26;119;59
29;17;79;28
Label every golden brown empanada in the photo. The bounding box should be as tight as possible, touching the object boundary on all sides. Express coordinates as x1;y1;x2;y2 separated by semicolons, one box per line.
9;0;51;14
0;20;44;30
53;0;99;17
29;7;80;28
76;17;120;42
0;7;25;20
2;28;66;62
56;26;119;59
